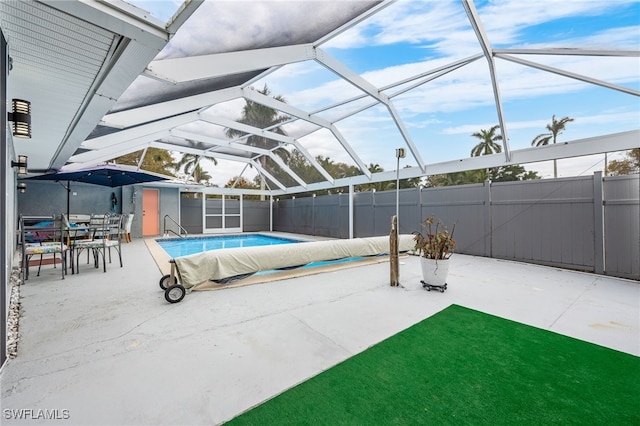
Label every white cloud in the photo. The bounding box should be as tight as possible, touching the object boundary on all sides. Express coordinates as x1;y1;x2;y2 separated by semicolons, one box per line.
443;111;640;136
155;1;379;59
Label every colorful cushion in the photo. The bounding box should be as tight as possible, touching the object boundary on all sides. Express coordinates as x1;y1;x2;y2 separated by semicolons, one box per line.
25;243;68;255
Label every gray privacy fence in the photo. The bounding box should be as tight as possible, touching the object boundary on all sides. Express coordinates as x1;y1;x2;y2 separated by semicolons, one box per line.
272;173;639;280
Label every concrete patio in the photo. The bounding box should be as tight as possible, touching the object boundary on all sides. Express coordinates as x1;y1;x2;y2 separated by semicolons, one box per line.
1;237;638;425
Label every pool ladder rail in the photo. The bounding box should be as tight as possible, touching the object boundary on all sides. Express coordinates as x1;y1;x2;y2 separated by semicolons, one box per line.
163;215;188;238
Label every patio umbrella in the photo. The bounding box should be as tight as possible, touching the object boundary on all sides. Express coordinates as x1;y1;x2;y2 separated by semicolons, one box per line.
23;163;173;217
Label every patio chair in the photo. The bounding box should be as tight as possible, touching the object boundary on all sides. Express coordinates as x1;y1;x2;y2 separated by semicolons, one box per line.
19;214;69;280
120;213;134;243
63;214;95;274
67;213;103;268
74;213;124;273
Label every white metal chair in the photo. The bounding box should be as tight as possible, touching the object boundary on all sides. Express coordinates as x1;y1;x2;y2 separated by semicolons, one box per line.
120;213;134;243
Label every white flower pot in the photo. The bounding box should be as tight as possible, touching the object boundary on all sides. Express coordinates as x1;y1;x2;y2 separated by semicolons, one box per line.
420;257;450;287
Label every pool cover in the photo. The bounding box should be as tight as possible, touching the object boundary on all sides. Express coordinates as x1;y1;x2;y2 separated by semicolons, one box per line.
173;235;415;289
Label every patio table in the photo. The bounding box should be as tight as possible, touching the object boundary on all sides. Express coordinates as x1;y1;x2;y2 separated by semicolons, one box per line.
68;214;123;274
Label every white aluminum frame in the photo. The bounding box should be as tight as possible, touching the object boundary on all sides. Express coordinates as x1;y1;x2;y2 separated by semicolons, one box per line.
61;0;639;197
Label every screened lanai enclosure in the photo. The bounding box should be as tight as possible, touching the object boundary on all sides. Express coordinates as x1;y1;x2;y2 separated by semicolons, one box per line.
4;0;639;267
5;0;638;188
2;0;640;413
1;0;639;369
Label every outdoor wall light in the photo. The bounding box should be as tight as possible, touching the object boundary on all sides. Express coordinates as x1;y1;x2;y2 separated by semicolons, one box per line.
17;182;27;193
11;155;28;174
7;99;31;138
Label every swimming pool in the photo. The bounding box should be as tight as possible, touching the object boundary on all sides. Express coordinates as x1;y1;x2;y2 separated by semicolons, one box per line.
156;234;302;258
149;233;392;290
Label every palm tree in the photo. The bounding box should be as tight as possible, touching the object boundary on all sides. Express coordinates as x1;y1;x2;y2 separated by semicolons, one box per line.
191;164;212;185
470;125;502;180
531;115;574;178
175;153;216;184
225;84;290;196
470;125;503;157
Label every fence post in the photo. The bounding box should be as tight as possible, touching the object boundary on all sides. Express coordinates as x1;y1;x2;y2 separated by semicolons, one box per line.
292;196;296;234
312;193;316;236
416;186;422;232
372;189;376;238
593;171;605;274
484;180;492;258
269;195;273;232
348;184;354;239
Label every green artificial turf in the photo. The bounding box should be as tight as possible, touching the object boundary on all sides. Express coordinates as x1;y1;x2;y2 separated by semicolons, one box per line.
225;304;639;425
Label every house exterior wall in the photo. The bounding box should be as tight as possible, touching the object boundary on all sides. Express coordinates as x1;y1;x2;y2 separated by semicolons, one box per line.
2;30;9;368
16;182;180;239
18;181;117;217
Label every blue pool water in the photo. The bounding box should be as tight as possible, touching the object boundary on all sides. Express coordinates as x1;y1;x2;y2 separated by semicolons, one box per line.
156;234;301;258
256;256;364;275
156;233;371;283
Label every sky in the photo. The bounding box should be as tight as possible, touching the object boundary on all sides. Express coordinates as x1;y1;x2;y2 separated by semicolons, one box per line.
124;0;639;187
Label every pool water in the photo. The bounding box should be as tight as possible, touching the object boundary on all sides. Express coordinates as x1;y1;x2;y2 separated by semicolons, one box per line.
155;233;373;284
256;256;365;274
156;234;301;258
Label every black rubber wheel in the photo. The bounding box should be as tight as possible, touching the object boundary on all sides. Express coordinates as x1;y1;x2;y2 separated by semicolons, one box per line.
165;284;186;303
159;274;169;290
426;287;431;291
159;274;177;290
439;287;445;293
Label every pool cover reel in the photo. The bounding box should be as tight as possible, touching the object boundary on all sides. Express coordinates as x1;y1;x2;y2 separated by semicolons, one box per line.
173;235;415;289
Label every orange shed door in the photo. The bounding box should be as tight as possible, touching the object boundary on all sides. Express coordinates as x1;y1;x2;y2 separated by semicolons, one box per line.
142;189;159;236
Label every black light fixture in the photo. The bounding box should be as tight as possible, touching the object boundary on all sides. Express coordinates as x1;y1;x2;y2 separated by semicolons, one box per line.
7;99;31;138
11;155;28;174
17;182;27;193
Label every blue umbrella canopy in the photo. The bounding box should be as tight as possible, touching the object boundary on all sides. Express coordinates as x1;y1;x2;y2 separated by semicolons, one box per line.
25;163;172;187
23;164;173;217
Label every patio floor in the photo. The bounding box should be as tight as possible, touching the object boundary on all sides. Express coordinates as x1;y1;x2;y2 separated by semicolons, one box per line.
1;236;638;425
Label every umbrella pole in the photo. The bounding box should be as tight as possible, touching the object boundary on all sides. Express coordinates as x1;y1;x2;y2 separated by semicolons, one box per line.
58;181;70;218
66;181;70;218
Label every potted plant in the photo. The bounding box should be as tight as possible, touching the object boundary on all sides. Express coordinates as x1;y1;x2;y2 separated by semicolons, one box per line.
413;216;456;291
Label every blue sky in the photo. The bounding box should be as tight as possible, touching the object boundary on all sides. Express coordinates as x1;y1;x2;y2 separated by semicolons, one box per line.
126;0;639;185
